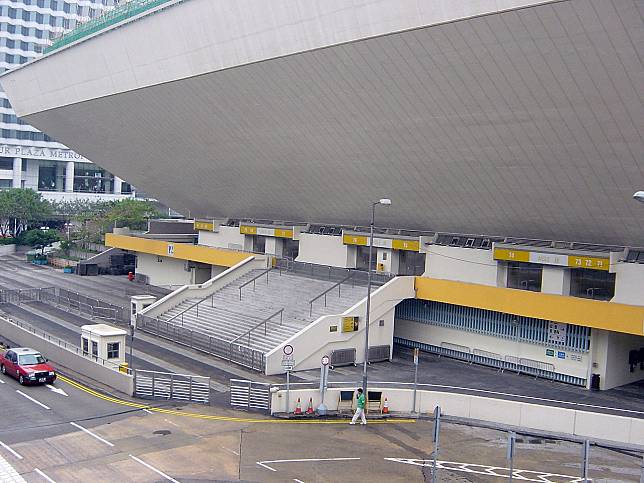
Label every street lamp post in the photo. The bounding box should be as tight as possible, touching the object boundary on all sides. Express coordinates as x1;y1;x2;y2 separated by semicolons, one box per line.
362;198;391;395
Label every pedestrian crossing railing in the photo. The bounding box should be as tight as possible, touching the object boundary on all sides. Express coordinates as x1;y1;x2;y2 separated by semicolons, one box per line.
135;369;209;404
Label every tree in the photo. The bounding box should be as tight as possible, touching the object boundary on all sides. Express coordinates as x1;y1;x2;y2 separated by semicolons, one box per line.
0;189;52;237
101;199;160;231
23;229;60;255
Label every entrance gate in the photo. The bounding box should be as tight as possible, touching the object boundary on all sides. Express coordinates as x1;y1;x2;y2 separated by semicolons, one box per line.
229;379;271;412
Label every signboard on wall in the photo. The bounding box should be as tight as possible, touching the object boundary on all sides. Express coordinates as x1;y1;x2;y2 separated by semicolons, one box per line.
547;322;567;345
493;248;609;271
341;316;359;333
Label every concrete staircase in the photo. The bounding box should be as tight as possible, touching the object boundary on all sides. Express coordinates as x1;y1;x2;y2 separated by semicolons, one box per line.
156;269;369;354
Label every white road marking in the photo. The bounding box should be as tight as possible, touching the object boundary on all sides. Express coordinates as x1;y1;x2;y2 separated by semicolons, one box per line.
0;453;26;482
294;479;305;483
164;418;180;428
34;468;57;483
46;385;68;397
0;378;5;383
385;458;585;483
143;409;153;414
257;457;361;472
16;390;51;410
0;440;23;459
70;422;114;447
221;446;240;456
129;454;181;483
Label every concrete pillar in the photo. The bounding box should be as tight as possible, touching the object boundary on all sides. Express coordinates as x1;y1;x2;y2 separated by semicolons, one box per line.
113;176;123;194
65;161;74;192
265;237;284;257
12;157;21;188
542;266;571;295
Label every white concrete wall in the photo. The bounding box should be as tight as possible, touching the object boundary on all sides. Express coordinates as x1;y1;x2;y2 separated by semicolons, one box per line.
296;233;352;268
136;252;193;288
270;387;644;446
423;245;499;287
265;276;415;374
3;0;549;117
0;316;133;396
198;226;247;251
0;244;16;256
394;319;589;380
592;329;644;390
541;266;570;296
612;262;644;306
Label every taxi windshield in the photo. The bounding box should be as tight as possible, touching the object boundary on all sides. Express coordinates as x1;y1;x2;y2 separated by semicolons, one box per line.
18;354;46;366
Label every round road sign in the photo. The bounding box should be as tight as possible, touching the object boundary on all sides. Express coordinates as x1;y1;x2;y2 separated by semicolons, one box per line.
321;355;330;366
283;344;294;356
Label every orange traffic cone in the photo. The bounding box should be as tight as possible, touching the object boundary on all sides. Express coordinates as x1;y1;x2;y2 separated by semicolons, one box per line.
382;397;389;414
294;397;302;415
306;397;314;414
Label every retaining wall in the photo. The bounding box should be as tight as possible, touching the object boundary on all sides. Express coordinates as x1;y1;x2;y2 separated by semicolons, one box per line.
0;244;16;256
0;316;133;396
271;387;644;447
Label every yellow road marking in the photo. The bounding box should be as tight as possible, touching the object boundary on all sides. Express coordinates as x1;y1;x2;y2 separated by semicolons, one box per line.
58;375;415;425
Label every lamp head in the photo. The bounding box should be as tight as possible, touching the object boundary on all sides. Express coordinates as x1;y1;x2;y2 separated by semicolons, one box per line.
634;191;644;203
378;198;392;206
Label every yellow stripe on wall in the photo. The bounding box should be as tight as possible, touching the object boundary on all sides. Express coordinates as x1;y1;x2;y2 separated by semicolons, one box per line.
414;276;644;336
493;248;531;263
343;234;368;246
239;225;257;235
105;233;251;267
392;239;420;252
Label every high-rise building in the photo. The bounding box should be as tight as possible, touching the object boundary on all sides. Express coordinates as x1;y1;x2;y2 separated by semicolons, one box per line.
0;0;133;201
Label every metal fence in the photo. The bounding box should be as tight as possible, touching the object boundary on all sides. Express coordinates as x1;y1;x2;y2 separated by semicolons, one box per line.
275;258;394;286
230;379;271;412
395;337;585;386
0;287;128;324
137;314;265;372
134;369;209;404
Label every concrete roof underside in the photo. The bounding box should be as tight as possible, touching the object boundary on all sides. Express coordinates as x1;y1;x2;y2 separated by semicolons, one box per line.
5;0;644;246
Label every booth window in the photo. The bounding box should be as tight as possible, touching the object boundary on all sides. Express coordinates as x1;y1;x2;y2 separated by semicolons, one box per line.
570;268;615;301
107;342;120;359
507;262;543;292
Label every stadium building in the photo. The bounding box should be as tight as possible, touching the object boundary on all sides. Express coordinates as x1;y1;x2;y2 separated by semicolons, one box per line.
2;0;643;390
0;0;133;201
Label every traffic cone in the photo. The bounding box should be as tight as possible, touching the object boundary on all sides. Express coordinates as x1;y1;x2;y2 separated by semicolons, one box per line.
306;397;314;414
294;397;302;415
382;397;389;414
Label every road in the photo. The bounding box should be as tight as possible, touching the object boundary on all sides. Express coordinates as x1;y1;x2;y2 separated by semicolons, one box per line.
0;373;641;482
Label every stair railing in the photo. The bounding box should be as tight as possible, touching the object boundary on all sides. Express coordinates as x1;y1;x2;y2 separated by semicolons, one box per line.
230;307;284;349
308;272;354;317
238;267;277;300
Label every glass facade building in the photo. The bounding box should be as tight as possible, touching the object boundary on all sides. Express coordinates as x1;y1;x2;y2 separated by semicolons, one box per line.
0;0;133;201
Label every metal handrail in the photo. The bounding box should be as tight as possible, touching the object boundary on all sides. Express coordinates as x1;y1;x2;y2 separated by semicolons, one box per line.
238;267;275;300
308;272;354;316
230;308;284;348
165;290;213;325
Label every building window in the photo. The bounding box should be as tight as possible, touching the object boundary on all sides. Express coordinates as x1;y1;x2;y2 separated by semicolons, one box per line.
82;337;89;355
91;341;98;358
570;269;615;301
0;179;11;189
73;162;113;193
0;157;13;170
507;262;543;292
106;342;120;359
